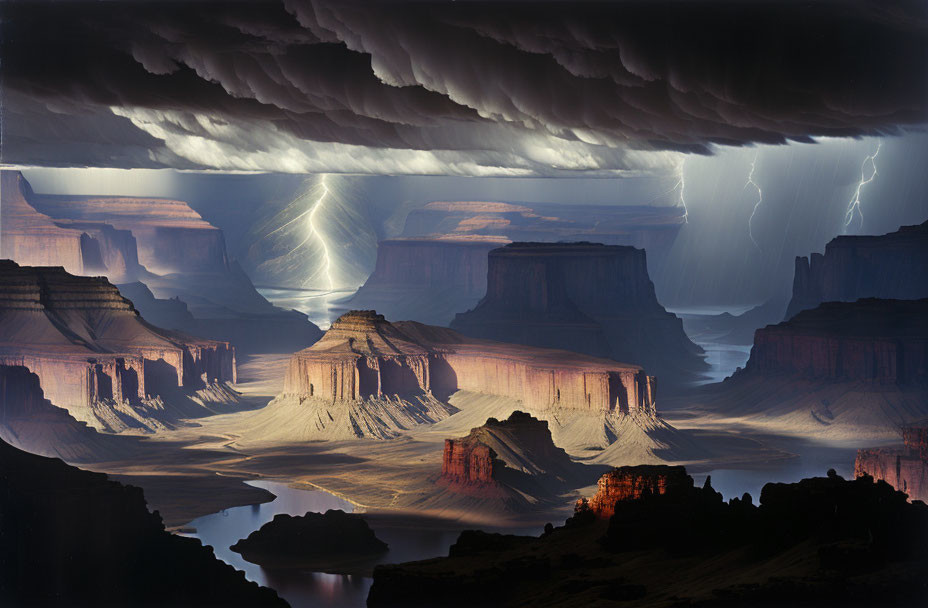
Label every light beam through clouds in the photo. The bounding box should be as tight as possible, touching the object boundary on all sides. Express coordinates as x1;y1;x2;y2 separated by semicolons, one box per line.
843;141;882;233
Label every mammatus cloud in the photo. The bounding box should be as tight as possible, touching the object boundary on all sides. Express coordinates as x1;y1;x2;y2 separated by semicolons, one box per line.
1;0;925;176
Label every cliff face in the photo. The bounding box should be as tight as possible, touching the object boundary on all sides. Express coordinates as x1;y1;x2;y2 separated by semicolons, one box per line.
0;437;286;606
347;236;508;326
451;242;705;384
581;465;693;518
283;310;656;416
2;171;322;352
0;261;236;431
786;220;928;319
855;422;928;502
743;299;928;385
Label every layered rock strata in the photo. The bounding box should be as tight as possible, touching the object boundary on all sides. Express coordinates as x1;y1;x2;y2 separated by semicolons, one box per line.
855;421;928;502
345;236;509;326
579;465;693;518
2;170;322;353
0;261;236;432
265;310;658;442
743;299;928;385
451;242;705;384
786;220;928;319
439;411;582;498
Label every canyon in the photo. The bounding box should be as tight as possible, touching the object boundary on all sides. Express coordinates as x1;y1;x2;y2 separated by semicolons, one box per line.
0;260;237;433
786;220;928;319
451;242;706;384
669;298;928;442
1;170;321;353
855;421;928;502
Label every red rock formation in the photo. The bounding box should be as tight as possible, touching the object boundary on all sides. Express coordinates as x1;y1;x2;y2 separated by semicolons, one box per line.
743;299;928;384
282;310;657;416
581;465;693;518
450;242;705;383
855;421;928;502
0;261;235;427
442;439;497;486
786;220;928;319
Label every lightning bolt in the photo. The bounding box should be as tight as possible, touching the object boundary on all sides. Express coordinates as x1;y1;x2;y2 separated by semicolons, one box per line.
744;152;763;251
281;175;334;290
674;159;688;223
843;141;882;233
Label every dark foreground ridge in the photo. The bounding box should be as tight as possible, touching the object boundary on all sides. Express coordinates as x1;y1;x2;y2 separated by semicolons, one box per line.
0;438;287;606
231;509;388;571
368;468;928;607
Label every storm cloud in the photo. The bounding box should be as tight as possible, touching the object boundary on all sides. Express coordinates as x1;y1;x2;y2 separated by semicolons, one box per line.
2;0;926;175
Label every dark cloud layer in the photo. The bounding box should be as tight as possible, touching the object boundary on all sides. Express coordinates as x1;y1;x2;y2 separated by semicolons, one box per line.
1;0;926;174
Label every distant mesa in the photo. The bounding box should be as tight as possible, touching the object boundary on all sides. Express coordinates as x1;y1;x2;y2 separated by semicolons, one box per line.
243;310;684;458
1;170;321;353
577;465;693;519
230;510;388;572
856;421;928;503
439;411;596;504
0;437;286;606
678;298;928;442
347;201;686;327
786;220;928;320
0;260;238;433
345;235;509;326
451;242;706;385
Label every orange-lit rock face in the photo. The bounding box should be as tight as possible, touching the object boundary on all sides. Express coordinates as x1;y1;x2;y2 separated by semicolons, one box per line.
743;299;928;385
442;439;496;486
0;261;235;424
282;310;657;416
856;423;928;503
582;465;693;518
787;220;928;319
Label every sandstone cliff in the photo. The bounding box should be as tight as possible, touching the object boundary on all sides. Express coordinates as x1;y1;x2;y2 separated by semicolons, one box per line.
672;298;928;442
786;220;928;319
744;299;928;384
451;242;705;385
439;411;588;499
0;261;237;432
855;421;928;503
251;310;659;445
2;170;323;353
346;236;508;326
579;465;693;518
0;437;286;606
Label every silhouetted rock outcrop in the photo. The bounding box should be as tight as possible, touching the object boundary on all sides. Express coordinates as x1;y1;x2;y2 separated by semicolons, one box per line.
368;470;928;607
0;260;238;432
856;421;928;502
0;438;286;606
451;242;705;385
230;510;387;571
786;220;928;319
